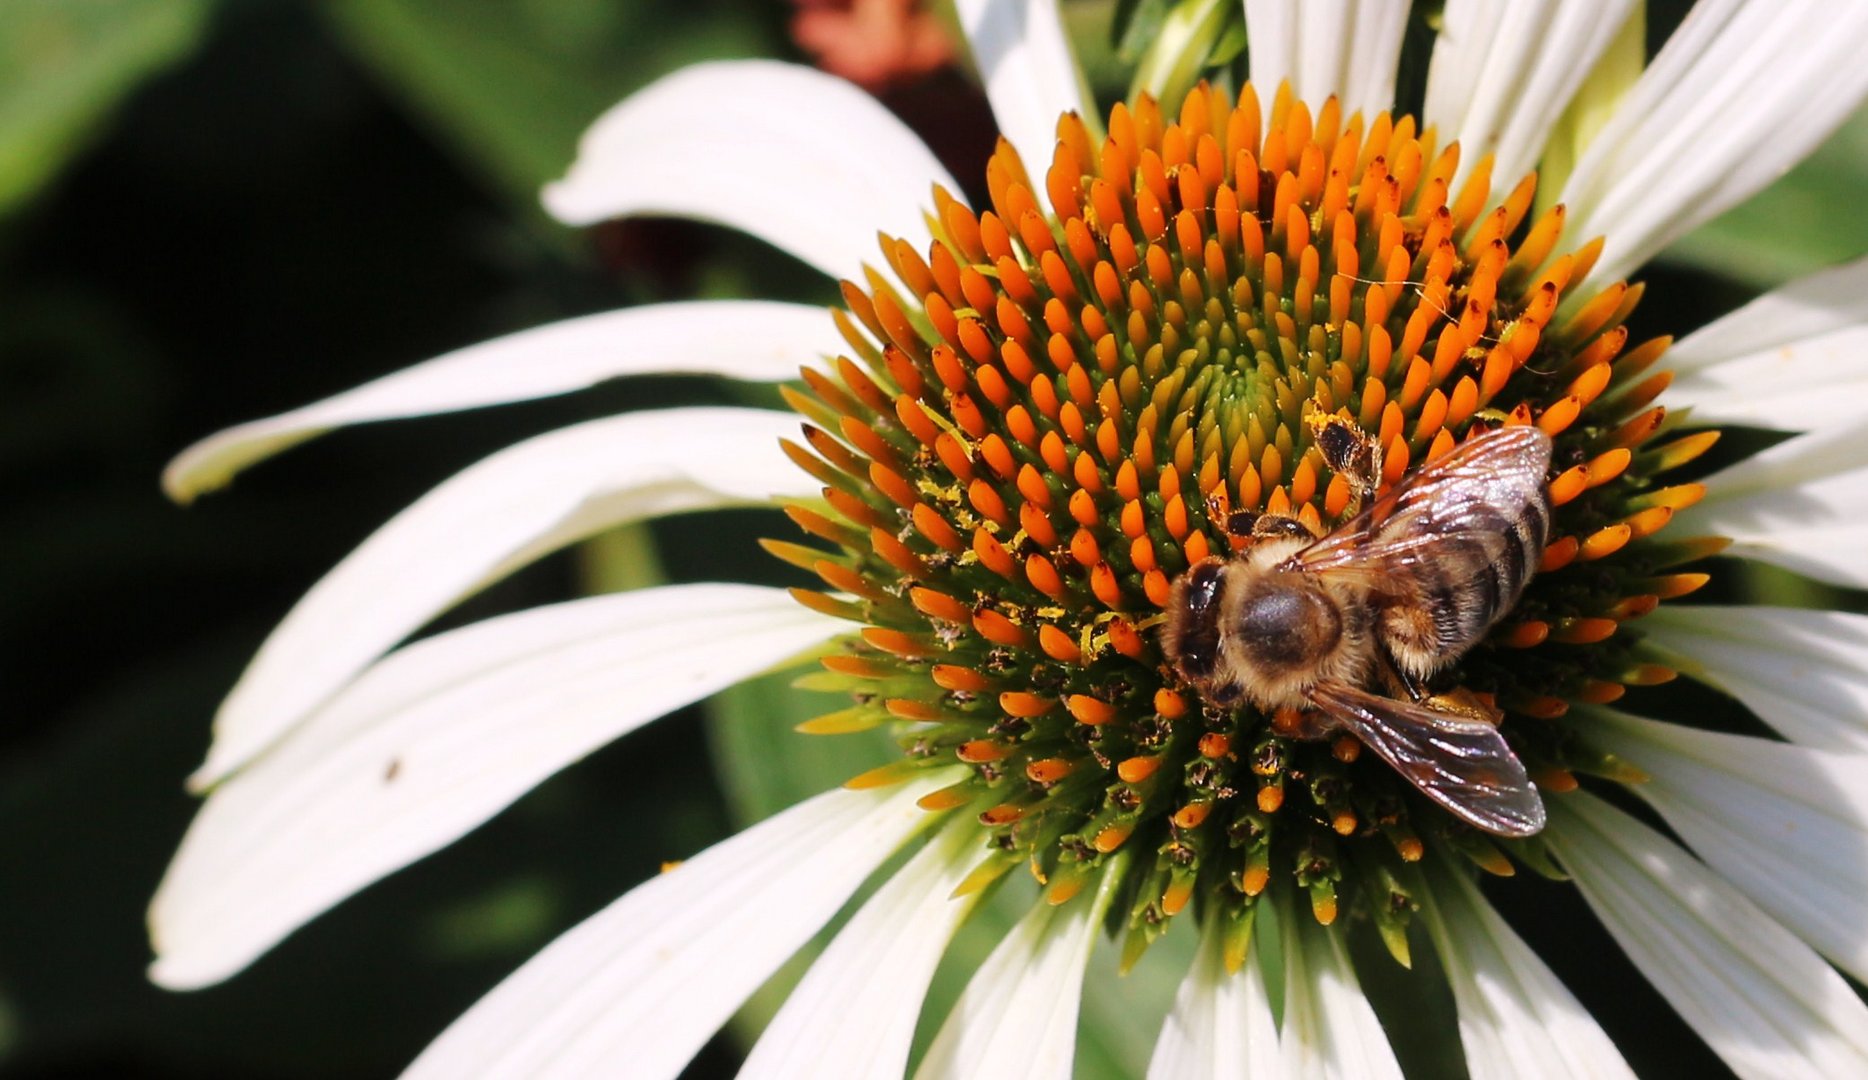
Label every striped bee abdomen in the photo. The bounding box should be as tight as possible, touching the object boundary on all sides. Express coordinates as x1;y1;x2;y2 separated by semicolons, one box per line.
1378;483;1551;679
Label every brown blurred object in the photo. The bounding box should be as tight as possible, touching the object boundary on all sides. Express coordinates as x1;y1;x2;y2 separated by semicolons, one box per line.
791;0;956;91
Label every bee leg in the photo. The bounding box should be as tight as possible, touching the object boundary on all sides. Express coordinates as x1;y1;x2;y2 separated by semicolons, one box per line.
1268;705;1329;738
1376;652;1430;703
1378;651;1496;724
1212;499;1322;545
1198;489;1270;543
1215;508;1318;544
1224;509;1260;539
1251;514;1321;540
1424;686;1504;726
1308;413;1384;514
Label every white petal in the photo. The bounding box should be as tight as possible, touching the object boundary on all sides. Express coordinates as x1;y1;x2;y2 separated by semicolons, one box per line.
1643;604;1868;752
1667;325;1868;432
1582;710;1868;984
1241;0;1296;110
1560;0;1868;284
1667;254;1868;374
150;584;841;990
739;820;982;1080
1420;1;1509;141
194;406;813;788
543;60;957;281
401;772;958;1080
1422;0;1638;188
1244;0;1411;122
1422;868;1633;1080
954;0;1088;184
915;871;1116;1080
164;301;839;502
1545;792;1868;1080
1662;255;1868;429
1279;908;1402;1080
1678;427;1868;590
1147;919;1280;1079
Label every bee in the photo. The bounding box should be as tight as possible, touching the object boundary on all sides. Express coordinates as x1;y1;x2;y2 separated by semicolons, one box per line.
1160;419;1553;837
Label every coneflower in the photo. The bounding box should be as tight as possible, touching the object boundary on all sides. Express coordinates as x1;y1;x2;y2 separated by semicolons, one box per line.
152;2;1868;1076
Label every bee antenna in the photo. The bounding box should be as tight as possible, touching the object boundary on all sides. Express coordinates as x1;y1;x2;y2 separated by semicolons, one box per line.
1329;271;1505;348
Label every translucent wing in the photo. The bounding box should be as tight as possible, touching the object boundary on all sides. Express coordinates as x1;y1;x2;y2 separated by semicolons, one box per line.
1308;679;1546;837
1287;426;1552;580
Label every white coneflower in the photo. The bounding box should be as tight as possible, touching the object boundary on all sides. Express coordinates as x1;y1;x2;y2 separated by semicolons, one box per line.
153;1;1868;1076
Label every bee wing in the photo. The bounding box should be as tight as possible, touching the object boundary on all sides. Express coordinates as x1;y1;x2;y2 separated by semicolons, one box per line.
1286;426;1552;581
1308;679;1546;837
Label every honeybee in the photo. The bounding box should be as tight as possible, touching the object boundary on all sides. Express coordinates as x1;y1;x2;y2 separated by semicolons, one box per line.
1161;420;1553;837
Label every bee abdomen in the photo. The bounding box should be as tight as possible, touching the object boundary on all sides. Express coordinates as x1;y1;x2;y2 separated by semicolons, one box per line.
1388;492;1551;671
1493;492;1549;610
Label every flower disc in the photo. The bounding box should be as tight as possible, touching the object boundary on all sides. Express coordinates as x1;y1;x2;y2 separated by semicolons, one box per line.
774;83;1715;961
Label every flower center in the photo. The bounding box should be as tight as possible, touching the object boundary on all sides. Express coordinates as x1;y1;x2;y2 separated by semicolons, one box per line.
773;83;1717;965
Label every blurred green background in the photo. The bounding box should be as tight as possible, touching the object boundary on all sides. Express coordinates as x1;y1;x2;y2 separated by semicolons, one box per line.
2;0;1861;1076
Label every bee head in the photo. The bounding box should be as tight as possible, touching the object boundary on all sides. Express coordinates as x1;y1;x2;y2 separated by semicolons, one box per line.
1161;558;1228;681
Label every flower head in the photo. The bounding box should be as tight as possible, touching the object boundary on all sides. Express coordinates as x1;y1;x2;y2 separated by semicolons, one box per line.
154;2;1868;1076
772;77;1696;953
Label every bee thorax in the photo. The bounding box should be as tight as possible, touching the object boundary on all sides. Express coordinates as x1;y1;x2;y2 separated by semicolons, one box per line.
1233;583;1339;668
1216;570;1371;710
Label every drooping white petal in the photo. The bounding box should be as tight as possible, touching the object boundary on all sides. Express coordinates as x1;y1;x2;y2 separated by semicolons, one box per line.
1642;604;1868;752
543;60;957;281
1422;868;1633;1080
1677;427;1868;590
403;771;958;1080
1663;256;1868;429
915;871;1116;1080
739;819;983;1080
1545;792;1868;1080
954;0;1088;184
1582;710;1868;984
193;407;813;789
1422;0;1638;188
164;300;840;502
150;584;840;990
1667;325;1868;432
1147;918;1280;1079
1560;0;1868;284
1667;254;1868;374
1243;0;1411;122
1279;908;1402;1080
